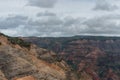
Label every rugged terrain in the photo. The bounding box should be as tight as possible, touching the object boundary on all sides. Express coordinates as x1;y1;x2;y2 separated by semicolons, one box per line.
0;33;78;80
23;36;120;80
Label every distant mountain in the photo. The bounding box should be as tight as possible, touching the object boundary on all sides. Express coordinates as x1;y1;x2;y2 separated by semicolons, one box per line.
22;36;120;80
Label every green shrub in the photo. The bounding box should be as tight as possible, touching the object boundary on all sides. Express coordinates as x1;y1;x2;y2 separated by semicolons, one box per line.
8;37;31;48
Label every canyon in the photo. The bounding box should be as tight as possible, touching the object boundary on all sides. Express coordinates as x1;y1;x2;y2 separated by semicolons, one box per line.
23;36;120;80
0;33;120;80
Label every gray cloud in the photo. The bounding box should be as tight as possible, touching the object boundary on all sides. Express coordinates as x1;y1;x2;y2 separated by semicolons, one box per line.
37;11;56;17
0;15;28;29
83;14;120;35
93;0;118;11
27;0;58;8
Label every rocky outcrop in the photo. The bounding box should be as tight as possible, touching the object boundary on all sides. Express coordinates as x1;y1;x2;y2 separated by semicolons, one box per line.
0;70;7;80
13;76;35;80
0;33;77;80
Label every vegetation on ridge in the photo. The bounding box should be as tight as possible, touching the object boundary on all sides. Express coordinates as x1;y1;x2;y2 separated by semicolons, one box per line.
0;33;31;48
8;37;31;48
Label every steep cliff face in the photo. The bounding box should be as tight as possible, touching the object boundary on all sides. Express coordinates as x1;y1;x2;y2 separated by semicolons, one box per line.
0;33;78;80
23;36;120;80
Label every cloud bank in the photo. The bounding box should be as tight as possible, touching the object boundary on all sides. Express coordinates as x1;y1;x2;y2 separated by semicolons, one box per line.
1;11;120;37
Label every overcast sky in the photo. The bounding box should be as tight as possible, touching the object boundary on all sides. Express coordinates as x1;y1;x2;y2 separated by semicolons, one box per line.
0;0;120;37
